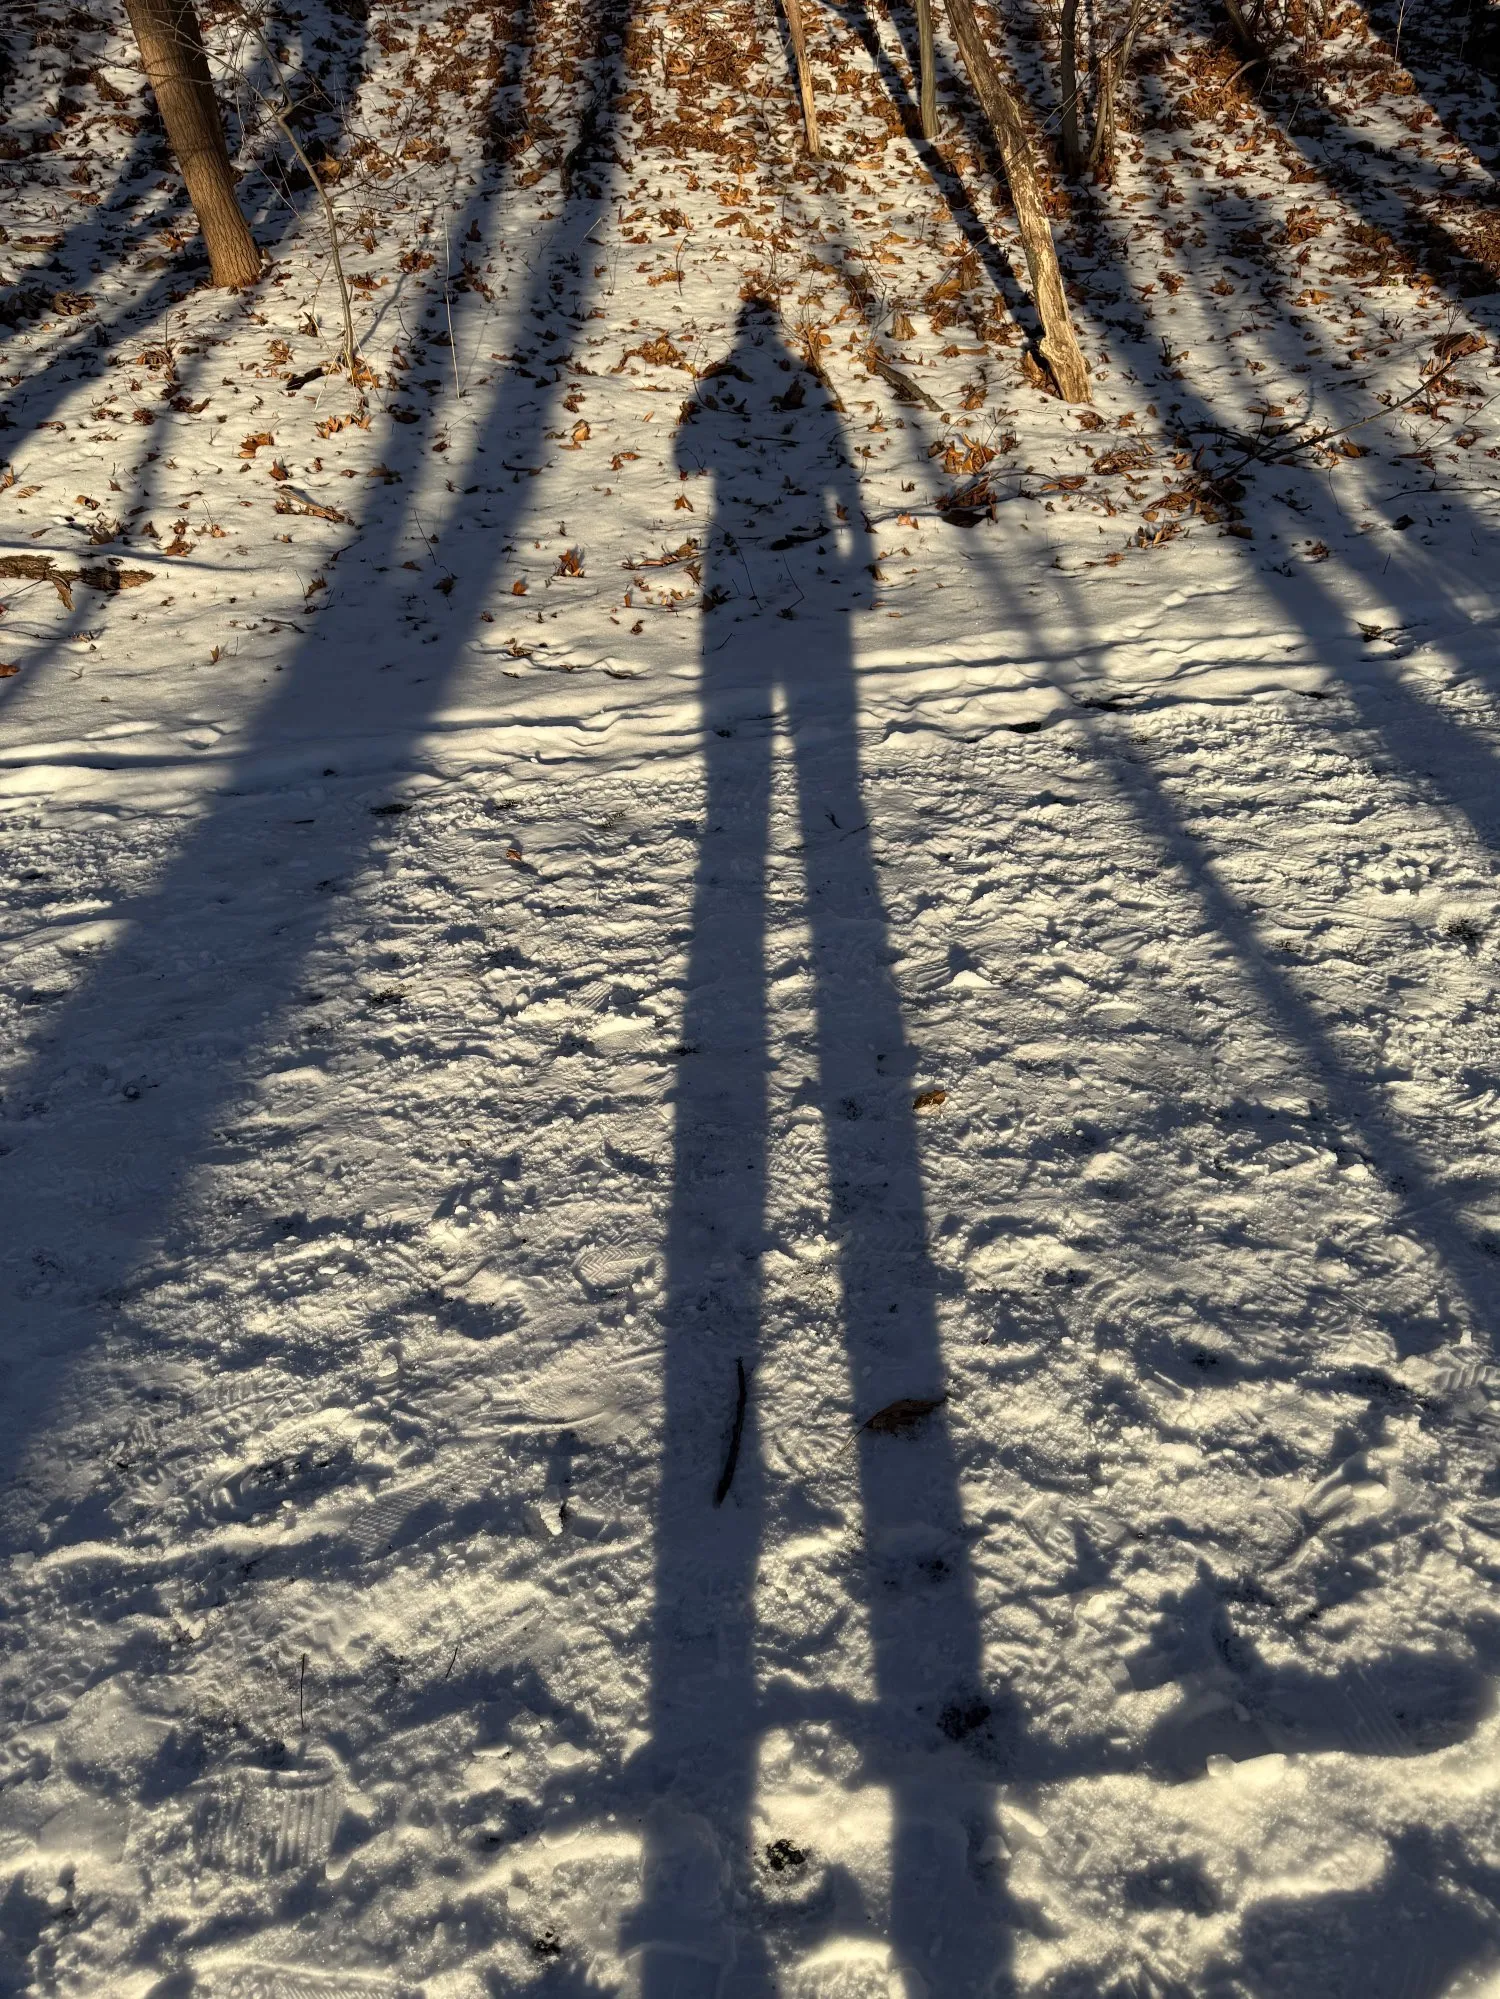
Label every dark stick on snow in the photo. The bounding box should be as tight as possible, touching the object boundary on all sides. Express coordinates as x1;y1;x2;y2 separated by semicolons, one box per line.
714;1358;748;1506
298;1652;308;1732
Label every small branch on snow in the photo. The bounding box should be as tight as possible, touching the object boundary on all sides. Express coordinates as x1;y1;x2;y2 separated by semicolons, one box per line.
714;1358;749;1507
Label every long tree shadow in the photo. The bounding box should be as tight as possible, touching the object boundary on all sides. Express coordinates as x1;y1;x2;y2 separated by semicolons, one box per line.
625;298;1010;1997
1221;2;1500;298
836;0;1039;343
0;0;628;1520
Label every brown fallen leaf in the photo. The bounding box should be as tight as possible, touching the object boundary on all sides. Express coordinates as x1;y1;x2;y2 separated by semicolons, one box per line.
1432;330;1487;368
0;662;19;677
316;413;371;439
863;1395;946;1436
240;431;275;457
79;565;152;593
913;1088;947;1115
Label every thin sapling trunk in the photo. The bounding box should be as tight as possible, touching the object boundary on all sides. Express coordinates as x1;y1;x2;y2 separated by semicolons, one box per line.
781;0;821;156
1058;0;1083;177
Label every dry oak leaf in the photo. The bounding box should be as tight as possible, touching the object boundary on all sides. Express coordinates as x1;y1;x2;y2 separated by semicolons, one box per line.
614;335;689;372
1428;331;1487;375
863;1396;946;1436
913;1088;947;1115
0;663;19;677
316;414;371;439
239;431;275;457
555;548;585;577
267;460;291;482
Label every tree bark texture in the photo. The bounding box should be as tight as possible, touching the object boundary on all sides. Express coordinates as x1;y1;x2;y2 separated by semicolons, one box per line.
939;0;1091;401
916;0;939;141
780;0;821;157
124;0;261;287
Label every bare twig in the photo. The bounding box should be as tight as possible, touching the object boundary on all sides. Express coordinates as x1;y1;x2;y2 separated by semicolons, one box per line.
444;221;461;400
238;16;359;378
1193;353;1486;476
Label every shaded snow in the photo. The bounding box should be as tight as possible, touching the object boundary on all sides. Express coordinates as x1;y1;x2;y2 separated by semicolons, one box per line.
5;0;1500;1993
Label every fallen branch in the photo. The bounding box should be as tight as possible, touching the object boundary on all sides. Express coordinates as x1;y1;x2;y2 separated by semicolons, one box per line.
713;1358;749;1506
1189;343;1489;474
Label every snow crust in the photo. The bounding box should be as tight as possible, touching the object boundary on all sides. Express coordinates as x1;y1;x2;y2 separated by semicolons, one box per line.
5;0;1500;1991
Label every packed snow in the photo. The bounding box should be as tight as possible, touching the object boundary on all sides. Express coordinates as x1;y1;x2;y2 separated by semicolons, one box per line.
5;0;1500;1993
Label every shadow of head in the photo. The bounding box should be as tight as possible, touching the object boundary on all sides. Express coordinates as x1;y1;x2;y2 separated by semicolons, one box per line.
673;297;872;603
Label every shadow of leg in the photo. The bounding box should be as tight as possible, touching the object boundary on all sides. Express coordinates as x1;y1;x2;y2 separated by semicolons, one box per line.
634;650;776;1997
786;638;1013;1997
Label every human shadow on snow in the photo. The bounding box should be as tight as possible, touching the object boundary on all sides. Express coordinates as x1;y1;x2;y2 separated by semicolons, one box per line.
622;296;1013;1997
5;19;1500;1999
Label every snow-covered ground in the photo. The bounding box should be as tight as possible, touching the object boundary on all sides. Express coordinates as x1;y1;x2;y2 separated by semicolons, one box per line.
6;0;1500;1993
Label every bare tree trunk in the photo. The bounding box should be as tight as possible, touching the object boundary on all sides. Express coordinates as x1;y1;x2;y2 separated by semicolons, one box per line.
1058;0;1083;177
780;0;821;156
916;0;939;141
125;0;260;287
1221;0;1270;81
939;0;1091;401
